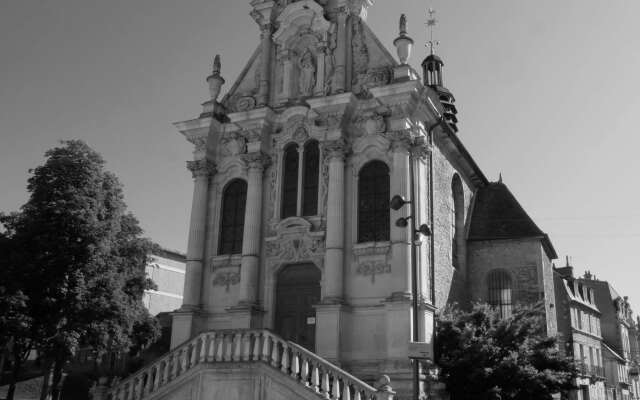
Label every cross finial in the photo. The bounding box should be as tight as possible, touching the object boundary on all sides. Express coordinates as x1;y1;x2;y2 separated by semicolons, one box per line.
426;7;439;55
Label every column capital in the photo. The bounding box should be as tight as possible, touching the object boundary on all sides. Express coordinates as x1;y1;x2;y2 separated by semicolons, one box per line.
386;130;412;152
242;152;272;171
186;159;216;178
410;137;431;160
324;139;350;160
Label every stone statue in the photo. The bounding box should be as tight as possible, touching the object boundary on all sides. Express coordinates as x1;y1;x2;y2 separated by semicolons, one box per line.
399;14;407;35
298;50;316;96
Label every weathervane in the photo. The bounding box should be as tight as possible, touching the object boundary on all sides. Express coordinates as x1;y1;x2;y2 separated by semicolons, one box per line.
426;7;440;55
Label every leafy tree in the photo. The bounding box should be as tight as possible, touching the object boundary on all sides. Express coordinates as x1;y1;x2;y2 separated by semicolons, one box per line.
0;140;160;400
435;303;576;400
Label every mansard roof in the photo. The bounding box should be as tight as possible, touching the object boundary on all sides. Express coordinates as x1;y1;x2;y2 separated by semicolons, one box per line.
468;181;557;259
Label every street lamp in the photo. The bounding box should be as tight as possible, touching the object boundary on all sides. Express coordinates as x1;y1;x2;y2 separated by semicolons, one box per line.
390;165;431;400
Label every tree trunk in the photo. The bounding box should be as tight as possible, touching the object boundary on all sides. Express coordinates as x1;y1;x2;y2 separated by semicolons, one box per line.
6;354;22;400
49;359;64;400
39;361;53;400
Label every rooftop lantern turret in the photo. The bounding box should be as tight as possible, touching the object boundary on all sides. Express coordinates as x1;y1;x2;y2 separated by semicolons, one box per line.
421;8;458;132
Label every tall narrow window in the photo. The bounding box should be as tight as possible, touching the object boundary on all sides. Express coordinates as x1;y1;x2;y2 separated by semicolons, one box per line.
451;174;464;268
302;140;319;216
487;269;513;318
281;143;299;218
358;160;390;243
218;179;247;255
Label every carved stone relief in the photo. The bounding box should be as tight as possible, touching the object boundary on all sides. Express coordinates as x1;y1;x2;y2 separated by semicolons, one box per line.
212;272;240;292
219;131;247;157
265;217;325;271
356;261;391;284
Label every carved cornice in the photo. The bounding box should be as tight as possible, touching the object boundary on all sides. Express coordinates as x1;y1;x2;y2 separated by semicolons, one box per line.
186;159;216;178
386;130;412;152
186;135;207;153
242;152;272;171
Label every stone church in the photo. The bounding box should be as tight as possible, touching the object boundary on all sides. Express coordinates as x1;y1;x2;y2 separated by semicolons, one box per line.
107;1;559;399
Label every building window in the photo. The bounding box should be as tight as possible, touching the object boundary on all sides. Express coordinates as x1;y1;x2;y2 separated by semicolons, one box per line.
302;140;319;216
219;179;247;255
358;160;390;243
487;269;513;318
281;140;320;219
281;143;299;219
451;174;464;268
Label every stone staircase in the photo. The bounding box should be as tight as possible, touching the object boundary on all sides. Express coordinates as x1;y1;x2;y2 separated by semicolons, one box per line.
107;329;395;400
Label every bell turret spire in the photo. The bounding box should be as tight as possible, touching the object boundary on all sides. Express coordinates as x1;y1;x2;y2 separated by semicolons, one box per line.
421;8;458;132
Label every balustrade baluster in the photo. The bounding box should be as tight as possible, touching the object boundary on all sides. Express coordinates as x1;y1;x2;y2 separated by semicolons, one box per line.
353;390;362;400
252;333;262;361
342;381;351;400
224;333;233;361
301;359;310;386
214;333;223;361
242;332;252;361
180;348;187;373
124;381;131;400
233;332;243;361
261;333;271;362
312;365;320;393
322;373;331;399
199;334;207;363
207;333;216;362
163;357;171;385
271;340;281;368
135;376;143;400
154;363;163;391
332;377;340;400
291;352;300;379
190;340;198;366
144;369;153;396
280;345;290;374
171;351;179;378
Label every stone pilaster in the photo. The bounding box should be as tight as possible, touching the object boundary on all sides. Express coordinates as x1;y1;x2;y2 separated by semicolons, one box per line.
237;152;271;307
182;159;216;308
257;23;273;106
387;130;412;299
171;159;214;348
322;140;348;303
333;7;348;94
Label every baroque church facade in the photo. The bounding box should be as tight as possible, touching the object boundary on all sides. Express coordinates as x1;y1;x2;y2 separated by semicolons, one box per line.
108;1;559;399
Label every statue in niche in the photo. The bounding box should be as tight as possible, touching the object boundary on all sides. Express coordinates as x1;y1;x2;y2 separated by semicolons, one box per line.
298;50;316;97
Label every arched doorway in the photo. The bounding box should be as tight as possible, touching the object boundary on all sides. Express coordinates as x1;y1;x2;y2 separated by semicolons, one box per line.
275;263;321;351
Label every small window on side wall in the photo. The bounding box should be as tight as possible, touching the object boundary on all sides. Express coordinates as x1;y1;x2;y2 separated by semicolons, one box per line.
358;160;390;243
487;269;513;318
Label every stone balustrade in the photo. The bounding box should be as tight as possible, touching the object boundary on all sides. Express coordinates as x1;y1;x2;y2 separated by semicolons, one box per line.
108;329;394;400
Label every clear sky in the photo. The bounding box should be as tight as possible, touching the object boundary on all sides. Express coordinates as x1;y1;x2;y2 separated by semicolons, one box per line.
1;1;639;305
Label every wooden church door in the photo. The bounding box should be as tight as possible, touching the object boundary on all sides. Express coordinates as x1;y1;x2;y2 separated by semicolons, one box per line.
274;264;321;351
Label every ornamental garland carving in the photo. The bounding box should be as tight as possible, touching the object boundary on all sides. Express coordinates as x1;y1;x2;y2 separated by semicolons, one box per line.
186;135;207;153
212;272;240;292
356;261;391;283
265;234;325;264
385;130;413;151
352;111;386;137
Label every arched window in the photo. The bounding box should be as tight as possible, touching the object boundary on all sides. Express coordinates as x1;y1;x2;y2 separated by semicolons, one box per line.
302;140;319;216
219;179;247;255
358;160;390;243
451;174;464;268
487;269;513;318
281;143;299;219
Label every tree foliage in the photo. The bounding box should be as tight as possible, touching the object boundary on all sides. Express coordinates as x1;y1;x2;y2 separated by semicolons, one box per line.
0;140;160;399
435;303;576;400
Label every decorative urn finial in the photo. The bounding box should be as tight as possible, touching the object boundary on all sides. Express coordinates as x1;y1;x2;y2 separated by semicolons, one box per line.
393;14;414;65
207;54;225;102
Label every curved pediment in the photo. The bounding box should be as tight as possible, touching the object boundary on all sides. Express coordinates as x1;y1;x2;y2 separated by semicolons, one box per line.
273;0;331;47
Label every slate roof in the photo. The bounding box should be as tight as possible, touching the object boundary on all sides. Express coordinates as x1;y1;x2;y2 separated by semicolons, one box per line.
468;181;558;259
